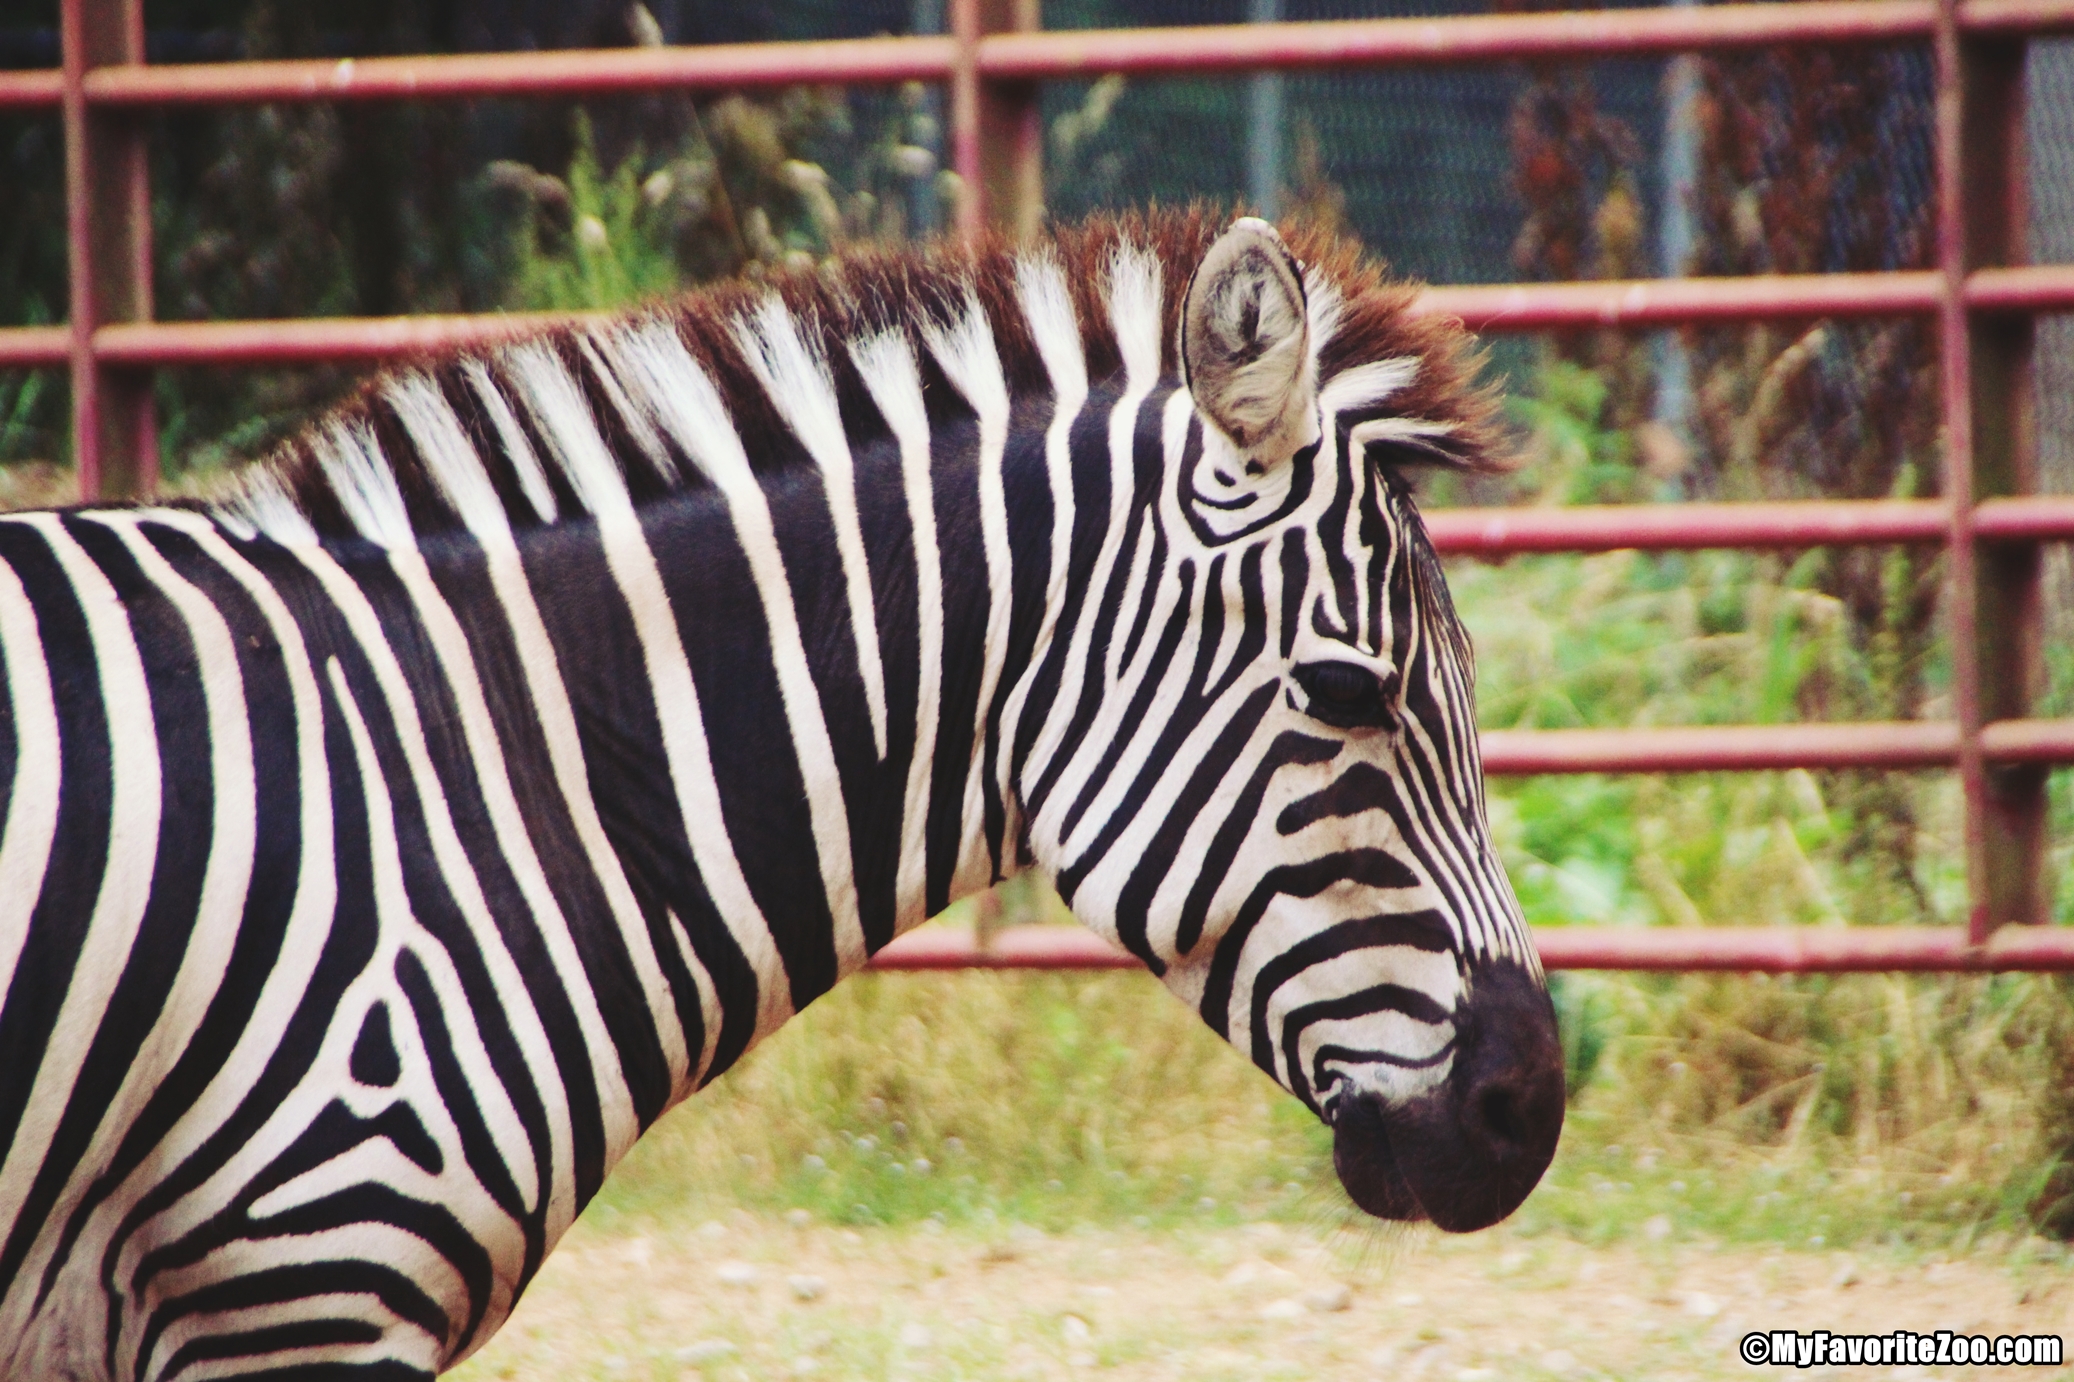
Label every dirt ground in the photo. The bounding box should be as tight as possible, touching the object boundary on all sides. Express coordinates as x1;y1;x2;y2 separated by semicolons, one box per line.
448;1214;2074;1381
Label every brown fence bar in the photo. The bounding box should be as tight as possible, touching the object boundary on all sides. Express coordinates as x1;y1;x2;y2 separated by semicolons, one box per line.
12;261;2074;372
63;0;154;499
0;1;2065;120
1423;499;1951;554
10;0;2074;966
87;38;958;107
0;70;63;110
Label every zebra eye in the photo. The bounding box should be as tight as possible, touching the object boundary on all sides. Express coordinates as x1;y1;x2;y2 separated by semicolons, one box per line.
1293;661;1399;730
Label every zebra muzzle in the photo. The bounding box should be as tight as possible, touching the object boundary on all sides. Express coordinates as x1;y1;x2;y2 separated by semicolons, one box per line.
1330;960;1565;1232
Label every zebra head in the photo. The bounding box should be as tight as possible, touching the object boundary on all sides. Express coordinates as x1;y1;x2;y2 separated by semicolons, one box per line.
1020;219;1562;1232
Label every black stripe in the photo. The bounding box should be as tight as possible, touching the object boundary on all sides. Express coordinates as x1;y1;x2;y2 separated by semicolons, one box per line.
984;396;1059;877
1176;428;1319;546
20;517;215;1314
1173;731;1341;957
1114;514;1164;681
846;426;925;948
1198;848;1420;1040
1054;557;1196;852
1020;388;1163;827
0;573;13;860
1247;910;1456;1075
1280;983;1453;1113
1276;529;1305;660
522;519;760;1085
1276;760;1399;837
323;556;641;1208
159;1318;385;1376
1099;680;1281;973
149;1261;446;1369
1310;450;1359;642
124;665;383;1323
1057;540;1272;892
428;528;711;1103
416;538;637;1186
1006;389;1117;810
923;408;989;912
645;490;842;1012
0;521;114;1295
760;439;910;953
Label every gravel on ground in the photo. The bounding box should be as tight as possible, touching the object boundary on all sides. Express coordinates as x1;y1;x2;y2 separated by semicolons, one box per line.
448;1213;2074;1381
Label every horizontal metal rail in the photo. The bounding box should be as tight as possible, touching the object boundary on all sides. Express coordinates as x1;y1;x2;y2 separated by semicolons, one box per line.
5;264;2069;371
868;923;2074;972
4;0;2073;114
1480;719;2074;774
1424;495;2074;554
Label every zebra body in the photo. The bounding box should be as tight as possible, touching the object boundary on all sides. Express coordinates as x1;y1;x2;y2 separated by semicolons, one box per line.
0;212;1563;1380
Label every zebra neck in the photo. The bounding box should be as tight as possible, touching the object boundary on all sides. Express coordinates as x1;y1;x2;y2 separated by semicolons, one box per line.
477;393;1077;1071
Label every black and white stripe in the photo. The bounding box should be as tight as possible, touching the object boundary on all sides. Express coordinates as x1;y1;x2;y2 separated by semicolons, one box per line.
0;213;1559;1379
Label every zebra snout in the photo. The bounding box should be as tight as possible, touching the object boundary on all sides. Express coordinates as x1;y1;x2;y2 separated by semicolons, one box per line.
1331;961;1565;1232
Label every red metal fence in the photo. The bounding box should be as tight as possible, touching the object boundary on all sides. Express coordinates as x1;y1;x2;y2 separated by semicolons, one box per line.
5;0;2074;972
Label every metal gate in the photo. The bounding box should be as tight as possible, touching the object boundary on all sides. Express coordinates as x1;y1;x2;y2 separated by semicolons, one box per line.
3;0;2073;972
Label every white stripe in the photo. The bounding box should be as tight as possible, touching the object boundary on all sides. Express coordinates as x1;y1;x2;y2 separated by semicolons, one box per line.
1107;243;1164;392
733;296;891;760
992;256;1089;822
1319;357;1420;415
1304;268;1344;356
314;419;418;552
143;1272;441;1379
849;330;941;932
389;544;663;1195
607;321;870;978
920;292;1015;892
0;515;162;1267
387;373;513;543
92;513;339;1375
463;360;559;524
1022;265;1166;845
504;341;629;517
290;542;611;1222
577;332;678;484
311;657;523;1350
1016;252;1089;405
505;336;800;1030
386;375;717;1087
18;515;262;1294
0;551;59;1033
663;909;721;1086
1107;505;1159;686
215;467;319;548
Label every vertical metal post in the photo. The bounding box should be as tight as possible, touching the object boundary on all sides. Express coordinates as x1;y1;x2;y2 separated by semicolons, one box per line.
1936;0;1987;941
1969;34;2043;932
1940;0;2040;940
1652;0;1702;457
950;0;1042;243
978;0;1043;241
62;0;155;500
1246;0;1283;219
950;0;983;241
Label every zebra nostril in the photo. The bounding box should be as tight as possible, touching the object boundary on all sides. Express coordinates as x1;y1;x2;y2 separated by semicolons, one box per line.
1477;1083;1529;1151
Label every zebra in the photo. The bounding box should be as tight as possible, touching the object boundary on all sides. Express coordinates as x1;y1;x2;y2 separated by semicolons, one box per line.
0;209;1562;1379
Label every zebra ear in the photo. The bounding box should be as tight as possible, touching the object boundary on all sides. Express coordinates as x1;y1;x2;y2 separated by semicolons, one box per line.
1181;217;1317;464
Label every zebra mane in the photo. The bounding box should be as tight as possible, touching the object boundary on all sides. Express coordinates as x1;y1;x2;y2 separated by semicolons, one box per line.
213;206;1503;549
